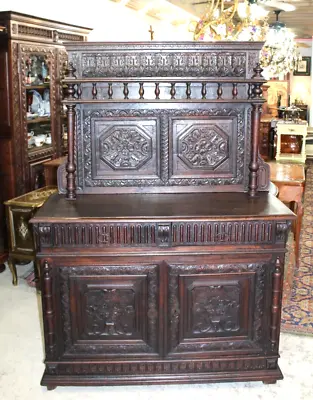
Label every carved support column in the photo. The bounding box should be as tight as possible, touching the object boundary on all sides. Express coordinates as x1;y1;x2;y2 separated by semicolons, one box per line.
42;260;56;359
270;257;283;350
66;104;76;199
249;103;262;196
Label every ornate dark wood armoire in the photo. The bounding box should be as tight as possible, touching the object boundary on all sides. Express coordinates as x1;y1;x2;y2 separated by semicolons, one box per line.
31;41;295;390
0;11;91;268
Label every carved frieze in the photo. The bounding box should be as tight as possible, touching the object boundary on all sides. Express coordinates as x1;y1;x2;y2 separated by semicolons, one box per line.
51;357;268;376
34;220;281;249
79;52;246;78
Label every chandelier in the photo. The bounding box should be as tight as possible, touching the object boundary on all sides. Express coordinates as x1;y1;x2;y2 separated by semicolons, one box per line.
193;0;269;41
259;10;302;79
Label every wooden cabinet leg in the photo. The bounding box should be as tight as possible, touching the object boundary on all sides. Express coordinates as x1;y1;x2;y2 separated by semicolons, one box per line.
8;258;17;286
47;386;57;391
0;264;5;273
263;380;277;385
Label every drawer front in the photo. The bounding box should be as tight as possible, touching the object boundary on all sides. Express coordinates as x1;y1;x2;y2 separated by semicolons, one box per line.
277;125;307;135
34;219;291;250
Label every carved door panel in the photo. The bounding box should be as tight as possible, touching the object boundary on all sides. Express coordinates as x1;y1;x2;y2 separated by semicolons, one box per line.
47;260;162;360
167;259;274;358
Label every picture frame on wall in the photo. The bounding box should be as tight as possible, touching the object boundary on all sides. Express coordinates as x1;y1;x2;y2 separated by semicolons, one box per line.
293;56;311;76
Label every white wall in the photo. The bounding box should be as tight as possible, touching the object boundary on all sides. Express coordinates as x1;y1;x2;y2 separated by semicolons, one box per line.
290;39;313;125
0;0;194;41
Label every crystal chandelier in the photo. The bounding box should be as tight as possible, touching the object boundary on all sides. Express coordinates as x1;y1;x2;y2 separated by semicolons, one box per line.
259;10;302;79
193;0;269;41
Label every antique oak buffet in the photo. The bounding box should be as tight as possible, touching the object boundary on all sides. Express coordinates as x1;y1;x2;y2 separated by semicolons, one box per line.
31;41;294;390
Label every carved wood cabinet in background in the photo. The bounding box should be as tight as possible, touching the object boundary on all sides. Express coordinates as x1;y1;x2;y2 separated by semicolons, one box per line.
31;41;294;389
0;11;91;259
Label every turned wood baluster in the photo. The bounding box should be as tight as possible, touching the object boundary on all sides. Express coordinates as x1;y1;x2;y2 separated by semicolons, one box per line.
66;104;76;199
92;83;97;99
186;82;191;99
139;82;144;99
77;83;82;99
270;257;283;350
232;83;238;99
123;83;129;99
201;82;207;99
108;83;113;99
155;82;160;99
217;83;223;99
249;104;262;196
248;83;253;99
170;83;176;99
43;260;56;358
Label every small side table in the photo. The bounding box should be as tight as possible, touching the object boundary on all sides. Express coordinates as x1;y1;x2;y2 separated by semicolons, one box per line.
275;121;308;163
4;186;57;285
269;162;305;268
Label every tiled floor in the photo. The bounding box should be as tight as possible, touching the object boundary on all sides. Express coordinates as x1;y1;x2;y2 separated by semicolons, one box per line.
1;263;313;400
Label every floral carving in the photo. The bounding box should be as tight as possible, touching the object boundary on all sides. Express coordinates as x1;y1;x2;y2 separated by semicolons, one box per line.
86;288;135;336
99;126;152;170
178;125;229;169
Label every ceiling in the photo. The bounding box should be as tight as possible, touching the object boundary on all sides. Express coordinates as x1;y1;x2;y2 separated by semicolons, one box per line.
169;0;313;39
112;0;313;39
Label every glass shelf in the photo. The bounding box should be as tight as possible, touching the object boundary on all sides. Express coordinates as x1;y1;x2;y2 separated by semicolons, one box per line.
27;116;51;124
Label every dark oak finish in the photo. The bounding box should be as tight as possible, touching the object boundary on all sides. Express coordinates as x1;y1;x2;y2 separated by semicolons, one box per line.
31;41;295;389
269;162;305;268
0;11;91;262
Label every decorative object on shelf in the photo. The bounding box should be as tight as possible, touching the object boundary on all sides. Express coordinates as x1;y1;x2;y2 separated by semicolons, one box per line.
260;10;301;79
293;56;311;76
193;0;269;41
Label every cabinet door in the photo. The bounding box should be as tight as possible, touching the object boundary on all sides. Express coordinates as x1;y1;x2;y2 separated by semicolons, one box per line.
166;258;276;358
41;260;162;361
18;43;58;192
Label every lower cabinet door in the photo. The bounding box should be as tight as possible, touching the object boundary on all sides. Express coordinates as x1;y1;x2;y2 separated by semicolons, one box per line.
166;259;276;358
42;260;163;360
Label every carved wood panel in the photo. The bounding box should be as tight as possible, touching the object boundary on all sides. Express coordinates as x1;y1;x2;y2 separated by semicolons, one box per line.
78;105;249;192
58;264;161;359
92;118;159;179
171;118;235;178
167;262;273;356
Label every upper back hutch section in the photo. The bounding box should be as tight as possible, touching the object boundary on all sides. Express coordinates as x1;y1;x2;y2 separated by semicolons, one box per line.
63;41;269;199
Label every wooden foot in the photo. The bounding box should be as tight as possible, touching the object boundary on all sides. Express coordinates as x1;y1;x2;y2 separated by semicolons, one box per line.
0;263;5;273
47;385;57;391
263;379;277;385
8;258;17;286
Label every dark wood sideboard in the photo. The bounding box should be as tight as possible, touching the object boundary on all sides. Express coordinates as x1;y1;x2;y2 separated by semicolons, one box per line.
31;41;294;390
